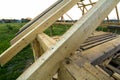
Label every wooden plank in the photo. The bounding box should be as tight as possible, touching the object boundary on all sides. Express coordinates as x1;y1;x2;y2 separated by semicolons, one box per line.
16;0;119;80
65;13;74;21
115;5;120;22
89;0;94;6
10;0;63;45
106;64;120;74
32;33;56;60
0;0;81;66
95;65;110;77
83;63;111;80
81;36;116;50
75;36;120;65
61;62;98;80
31;39;44;60
81;34;116;47
58;63;75;80
37;33;56;51
112;73;120;80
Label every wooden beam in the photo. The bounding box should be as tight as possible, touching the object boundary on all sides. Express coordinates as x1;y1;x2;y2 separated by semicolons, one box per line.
89;0;94;6
78;36;120;65
78;2;96;7
10;0;63;45
81;2;88;12
115;5;120;23
106;64;120;74
31;39;44;60
17;0;119;80
112;73;120;80
0;0;81;66
83;63;111;80
95;65;110;77
58;62;75;80
65;13;74;21
37;33;56;51
32;33;57;60
106;17;110;22
58;61;98;80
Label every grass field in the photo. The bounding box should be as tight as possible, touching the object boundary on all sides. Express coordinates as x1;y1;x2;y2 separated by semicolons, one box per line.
0;23;72;80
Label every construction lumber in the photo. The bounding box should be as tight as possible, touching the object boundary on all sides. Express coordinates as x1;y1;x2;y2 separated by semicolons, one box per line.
106;64;120;74
0;0;81;66
83;63;111;80
95;65;110;77
82;33;116;45
78;2;96;7
37;33;56;51
73;36;120;65
58;61;98;80
115;6;120;22
32;33;56;60
112;73;120;80
10;0;63;44
31;39;42;60
59;61;111;80
16;0;119;80
81;36;116;50
58;62;75;80
89;0;94;6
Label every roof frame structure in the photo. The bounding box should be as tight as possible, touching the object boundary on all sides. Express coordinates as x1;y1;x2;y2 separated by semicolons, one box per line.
0;0;119;80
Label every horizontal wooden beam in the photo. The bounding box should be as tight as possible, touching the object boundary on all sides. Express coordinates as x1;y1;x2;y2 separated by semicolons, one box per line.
17;0;120;80
37;33;56;51
0;0;80;66
32;33;57;60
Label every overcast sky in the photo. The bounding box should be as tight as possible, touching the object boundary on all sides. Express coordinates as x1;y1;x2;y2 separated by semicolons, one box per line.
0;0;119;20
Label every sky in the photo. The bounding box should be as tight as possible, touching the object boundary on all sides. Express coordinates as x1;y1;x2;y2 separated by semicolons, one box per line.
0;0;119;20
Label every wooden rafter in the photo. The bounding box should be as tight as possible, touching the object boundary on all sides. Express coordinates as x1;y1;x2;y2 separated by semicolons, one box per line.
77;0;111;21
115;5;120;22
89;0;94;6
0;0;82;66
17;0;119;80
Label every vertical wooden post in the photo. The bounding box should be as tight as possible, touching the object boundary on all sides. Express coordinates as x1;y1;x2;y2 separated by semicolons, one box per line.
31;39;44;60
115;6;120;23
89;0;93;6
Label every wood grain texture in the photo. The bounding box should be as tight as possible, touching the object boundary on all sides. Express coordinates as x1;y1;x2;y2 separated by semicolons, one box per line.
0;0;80;66
17;0;119;80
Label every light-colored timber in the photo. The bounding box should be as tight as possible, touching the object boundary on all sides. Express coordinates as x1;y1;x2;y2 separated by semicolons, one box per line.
0;0;119;80
113;73;120;80
16;0;119;80
37;33;56;51
58;61;112;80
0;0;82;66
31;33;57;60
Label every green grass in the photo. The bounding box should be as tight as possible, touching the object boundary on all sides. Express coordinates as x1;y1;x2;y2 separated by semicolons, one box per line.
0;23;34;80
44;24;72;36
0;23;71;80
0;23;25;53
96;26;120;34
